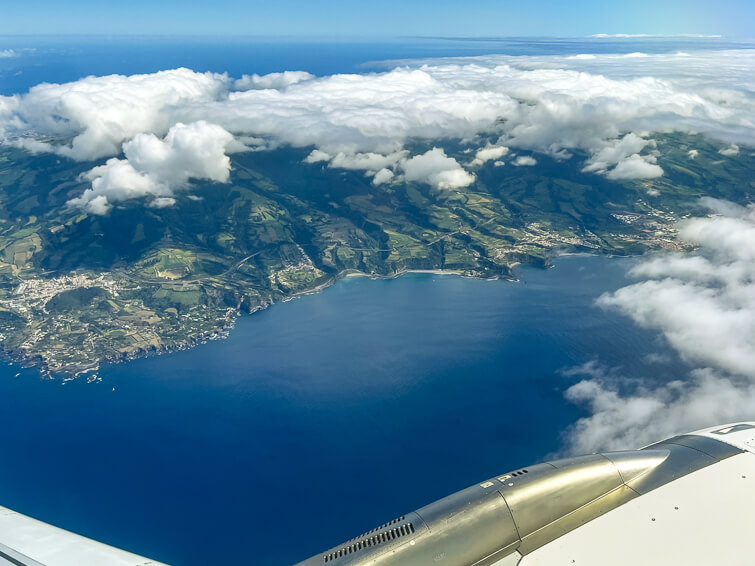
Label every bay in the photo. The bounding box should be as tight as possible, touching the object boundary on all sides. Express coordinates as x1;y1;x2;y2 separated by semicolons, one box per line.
0;256;689;565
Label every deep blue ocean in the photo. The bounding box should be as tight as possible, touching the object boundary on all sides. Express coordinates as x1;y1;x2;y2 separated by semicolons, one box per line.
0;258;692;565
0;37;710;565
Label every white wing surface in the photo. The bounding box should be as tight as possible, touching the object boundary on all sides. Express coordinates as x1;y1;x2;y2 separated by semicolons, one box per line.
0;506;167;566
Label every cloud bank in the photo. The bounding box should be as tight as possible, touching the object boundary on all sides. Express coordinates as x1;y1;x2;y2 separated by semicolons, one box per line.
0;50;753;211
563;199;755;453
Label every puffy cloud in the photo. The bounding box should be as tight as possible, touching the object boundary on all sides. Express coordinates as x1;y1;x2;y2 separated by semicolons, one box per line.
372;168;394;185
471;144;509;166
605;154;663;179
234;71;314;91
68;121;233;214
4;68;229;161
563;364;755;454
688;149;699;159
329;150;407;172
582;133;662;179
151;197;177;209
70;159;166;215
304;149;408;181
0;49;18;58
303;145;475;190
562;199;755;452
304;149;332;164
719;144;740;156
122;120;233;185
401;148;475;190
513;155;537;166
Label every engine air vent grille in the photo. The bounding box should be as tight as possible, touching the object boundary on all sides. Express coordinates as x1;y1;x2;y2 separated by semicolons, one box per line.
323;522;415;563
347;516;406;542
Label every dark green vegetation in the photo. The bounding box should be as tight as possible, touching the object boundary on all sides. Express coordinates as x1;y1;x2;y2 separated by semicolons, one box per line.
0;134;752;376
45;287;110;312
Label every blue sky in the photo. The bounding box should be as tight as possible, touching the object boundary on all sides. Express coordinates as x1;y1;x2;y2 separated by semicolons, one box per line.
1;0;752;38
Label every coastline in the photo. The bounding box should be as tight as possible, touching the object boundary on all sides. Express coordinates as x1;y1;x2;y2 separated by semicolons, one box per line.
0;250;633;381
0;266;492;379
345;268;464;278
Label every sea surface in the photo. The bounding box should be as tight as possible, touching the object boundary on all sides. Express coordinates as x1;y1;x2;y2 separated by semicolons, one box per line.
0;36;711;565
0;35;752;95
0;257;692;565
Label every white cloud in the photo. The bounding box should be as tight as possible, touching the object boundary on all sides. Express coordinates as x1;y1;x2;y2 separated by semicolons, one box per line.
304;148;409;182
583;132;648;169
562;364;754;454
513;155;537;166
329;150;407;173
372;168;394;185
68;121;233;214
304;149;408;183
583;133;663;179
205;67;518;158
304;149;332;164
234;71;314;91
688;149;699;159
562;199;755;452
401;148;475;190
719;144;740;156
124;120;233;185
70;159;165;215
0;49;18;58
471;144;509;166
150;197;177;209
606;154;663;179
4;68;229;161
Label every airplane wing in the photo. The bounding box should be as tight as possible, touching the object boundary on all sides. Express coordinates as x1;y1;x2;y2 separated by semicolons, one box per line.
0;505;167;566
295;422;755;566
